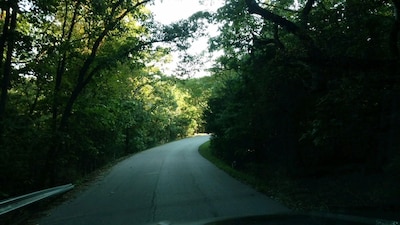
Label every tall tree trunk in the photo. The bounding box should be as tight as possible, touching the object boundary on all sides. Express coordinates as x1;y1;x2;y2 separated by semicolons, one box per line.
0;6;11;68
52;0;80;131
300;0;315;28
41;0;83;186
0;7;11;137
390;0;400;59
41;16;112;187
0;3;17;138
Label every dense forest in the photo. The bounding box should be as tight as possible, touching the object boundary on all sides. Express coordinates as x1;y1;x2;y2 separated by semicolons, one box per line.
0;0;216;198
205;0;400;211
2;0;400;213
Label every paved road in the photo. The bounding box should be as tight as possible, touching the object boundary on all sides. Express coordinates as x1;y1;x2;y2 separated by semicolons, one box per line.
38;135;289;225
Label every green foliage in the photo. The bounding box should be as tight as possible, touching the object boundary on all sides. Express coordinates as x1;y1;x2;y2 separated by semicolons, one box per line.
0;0;213;197
205;0;400;178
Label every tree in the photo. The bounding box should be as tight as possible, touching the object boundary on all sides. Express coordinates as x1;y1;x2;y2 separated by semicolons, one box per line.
28;0;155;185
0;0;216;196
0;0;19;138
205;0;400;176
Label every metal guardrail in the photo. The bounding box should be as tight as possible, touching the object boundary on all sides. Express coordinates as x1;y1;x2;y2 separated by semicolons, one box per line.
0;183;74;216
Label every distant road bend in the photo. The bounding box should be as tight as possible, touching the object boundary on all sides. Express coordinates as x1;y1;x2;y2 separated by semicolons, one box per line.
38;135;289;225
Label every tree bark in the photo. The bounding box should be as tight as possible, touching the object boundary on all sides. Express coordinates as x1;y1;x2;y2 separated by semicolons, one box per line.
0;5;11;68
0;7;11;129
0;3;17;138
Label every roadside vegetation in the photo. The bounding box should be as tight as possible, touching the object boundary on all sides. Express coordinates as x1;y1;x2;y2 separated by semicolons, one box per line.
2;0;400;220
202;0;400;219
0;0;214;199
199;141;314;210
199;141;399;219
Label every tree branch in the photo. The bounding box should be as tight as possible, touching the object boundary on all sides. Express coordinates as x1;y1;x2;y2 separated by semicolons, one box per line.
245;0;298;33
300;0;315;28
60;0;153;130
245;0;319;58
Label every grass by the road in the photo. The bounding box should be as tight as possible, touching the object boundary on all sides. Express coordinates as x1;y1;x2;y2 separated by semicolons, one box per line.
199;141;400;220
198;141;261;189
198;141;298;209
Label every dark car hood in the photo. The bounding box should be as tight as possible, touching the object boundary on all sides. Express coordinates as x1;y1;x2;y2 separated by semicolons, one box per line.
154;212;399;225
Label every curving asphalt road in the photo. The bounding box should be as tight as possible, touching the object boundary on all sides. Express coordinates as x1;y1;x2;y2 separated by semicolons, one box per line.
37;135;289;225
